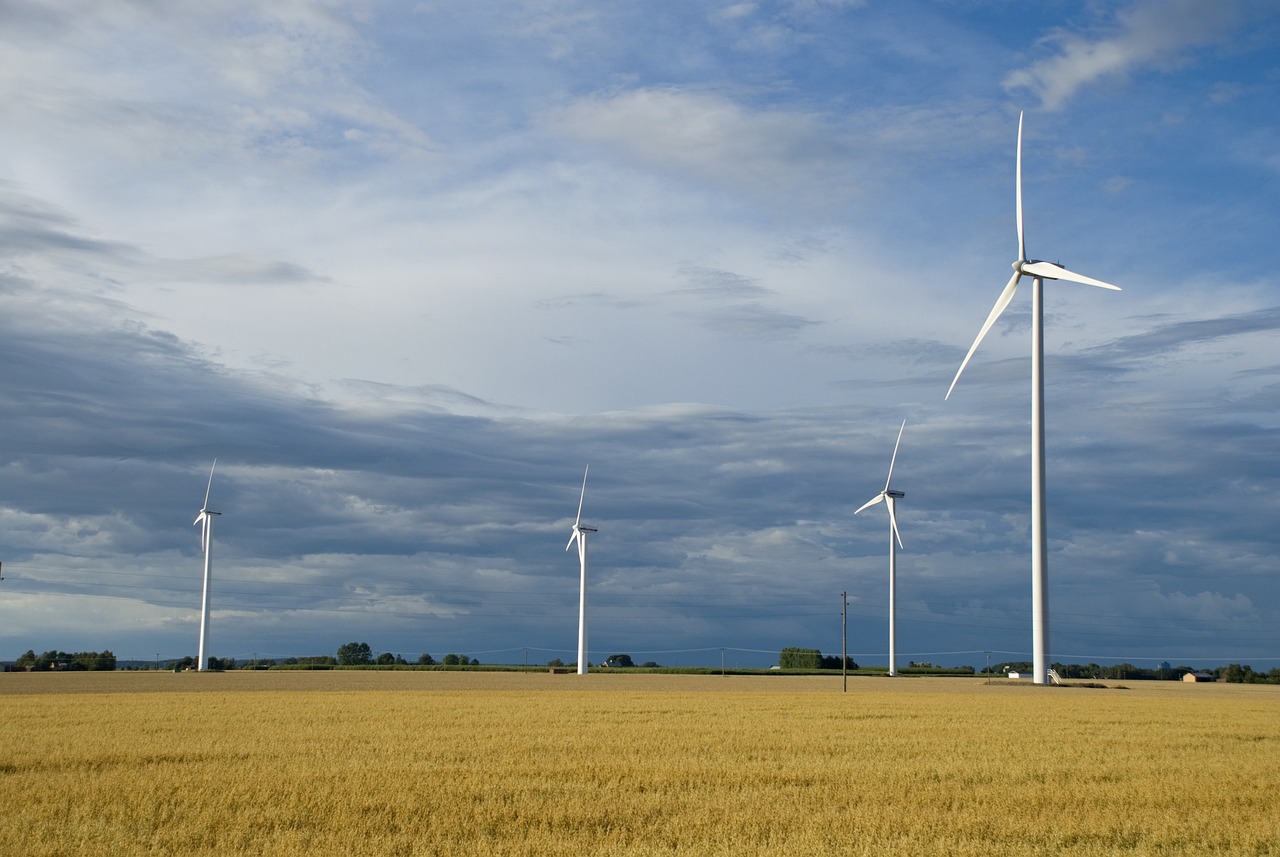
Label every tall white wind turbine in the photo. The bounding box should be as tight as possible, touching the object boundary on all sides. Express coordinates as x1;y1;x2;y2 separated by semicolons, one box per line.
566;466;597;675
946;112;1120;685
194;459;221;672
855;420;906;677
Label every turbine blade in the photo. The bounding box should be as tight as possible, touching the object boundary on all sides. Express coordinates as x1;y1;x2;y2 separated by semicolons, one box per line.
945;270;1022;400
202;458;217;509
193;512;204;527
854;493;884;515
575;465;588;527
1021;260;1121;291
884;419;906;492
566;529;579;551
887;500;904;550
1016;111;1025;263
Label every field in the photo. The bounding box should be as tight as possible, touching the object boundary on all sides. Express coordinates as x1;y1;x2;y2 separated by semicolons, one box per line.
2;671;1278;855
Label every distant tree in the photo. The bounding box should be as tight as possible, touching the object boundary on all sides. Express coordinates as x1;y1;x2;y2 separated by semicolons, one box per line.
605;654;634;668
779;648;823;669
820;655;858;670
443;653;460;666
34;650;62;670
337;642;374;666
375;652;396;665
547;658;563;668
416;653;436;666
641;661;660;668
15;650;36;669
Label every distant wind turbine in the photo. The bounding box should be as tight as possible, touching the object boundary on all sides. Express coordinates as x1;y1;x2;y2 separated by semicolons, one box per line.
565;466;597;676
855;420;906;677
194;459;221;673
946;112;1120;685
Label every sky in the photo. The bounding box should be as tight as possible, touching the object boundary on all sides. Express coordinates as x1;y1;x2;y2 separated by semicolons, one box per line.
1;0;1277;671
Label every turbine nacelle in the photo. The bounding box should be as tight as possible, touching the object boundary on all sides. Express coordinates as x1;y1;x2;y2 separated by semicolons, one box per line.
194;508;221;523
566;523;597;551
1015;258;1121;290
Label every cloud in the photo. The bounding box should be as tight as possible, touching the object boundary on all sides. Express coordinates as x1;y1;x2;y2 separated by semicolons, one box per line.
1095;306;1280;363
546;87;849;199
1003;0;1256;109
2;3;1278;670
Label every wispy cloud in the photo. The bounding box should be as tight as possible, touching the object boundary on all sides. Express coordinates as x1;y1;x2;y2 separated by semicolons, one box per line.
1003;0;1259;109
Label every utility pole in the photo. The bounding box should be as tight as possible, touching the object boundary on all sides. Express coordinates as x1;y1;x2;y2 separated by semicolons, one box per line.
842;591;848;693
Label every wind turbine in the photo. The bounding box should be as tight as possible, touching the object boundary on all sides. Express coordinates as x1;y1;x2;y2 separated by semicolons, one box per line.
855;420;906;677
194;459;221;672
565;466;597;675
946;111;1120;685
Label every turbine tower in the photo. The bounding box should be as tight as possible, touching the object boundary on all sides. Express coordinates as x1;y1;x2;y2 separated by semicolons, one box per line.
946;112;1120;685
855;420;906;676
194;459;221;672
565;466;597;675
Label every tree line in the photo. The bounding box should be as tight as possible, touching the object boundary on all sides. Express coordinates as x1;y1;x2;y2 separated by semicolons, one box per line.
11;649;116;671
7;644;1276;682
778;648;859;670
986;660;1280;683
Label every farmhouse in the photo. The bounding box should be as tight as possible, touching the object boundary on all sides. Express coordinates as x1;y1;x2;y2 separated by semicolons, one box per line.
1182;672;1216;682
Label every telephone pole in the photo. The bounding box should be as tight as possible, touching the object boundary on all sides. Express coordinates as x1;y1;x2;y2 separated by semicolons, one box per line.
841;591;848;693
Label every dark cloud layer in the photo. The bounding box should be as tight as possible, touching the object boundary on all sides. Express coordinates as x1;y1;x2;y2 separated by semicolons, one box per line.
1;3;1278;671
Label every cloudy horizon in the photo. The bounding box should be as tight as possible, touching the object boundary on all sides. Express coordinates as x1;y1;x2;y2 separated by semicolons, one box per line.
1;1;1277;671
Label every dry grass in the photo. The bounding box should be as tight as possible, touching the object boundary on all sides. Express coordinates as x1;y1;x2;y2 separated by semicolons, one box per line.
2;671;1277;855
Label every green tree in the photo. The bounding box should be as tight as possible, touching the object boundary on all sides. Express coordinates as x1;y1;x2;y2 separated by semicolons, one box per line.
15;650;36;669
443;653;460;665
779;648;822;669
337;642;374;665
605;654;634;668
1221;663;1256;683
416;653;436;665
375;652;396;665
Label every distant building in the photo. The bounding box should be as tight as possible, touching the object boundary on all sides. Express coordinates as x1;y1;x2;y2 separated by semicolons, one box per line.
1182;672;1216;682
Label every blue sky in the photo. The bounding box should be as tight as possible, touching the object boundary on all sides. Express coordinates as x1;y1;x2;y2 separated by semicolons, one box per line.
1;1;1277;670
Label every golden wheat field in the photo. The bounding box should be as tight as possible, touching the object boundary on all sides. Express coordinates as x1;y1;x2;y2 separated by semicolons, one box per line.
2;671;1277;856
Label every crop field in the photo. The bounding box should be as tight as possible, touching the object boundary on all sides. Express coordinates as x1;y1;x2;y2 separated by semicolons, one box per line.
2;671;1277;856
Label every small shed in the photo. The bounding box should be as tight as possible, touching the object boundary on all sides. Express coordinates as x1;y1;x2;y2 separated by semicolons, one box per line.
1182;672;1216;682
